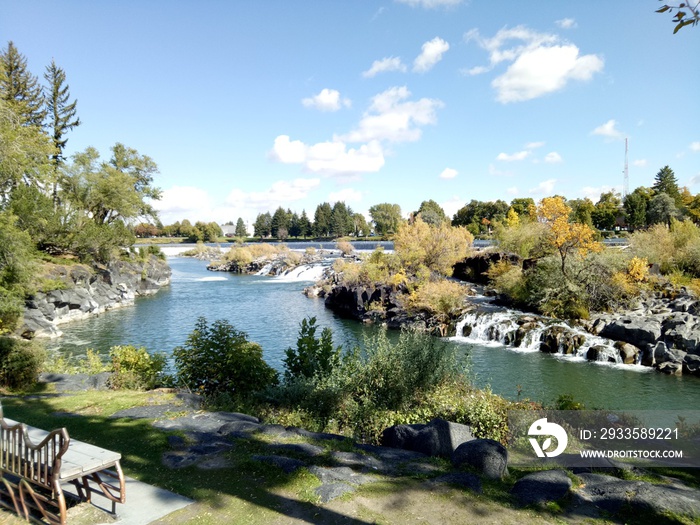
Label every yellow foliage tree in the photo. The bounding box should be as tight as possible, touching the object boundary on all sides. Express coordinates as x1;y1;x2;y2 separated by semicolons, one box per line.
537;196;602;278
393;217;474;277
505;207;520;228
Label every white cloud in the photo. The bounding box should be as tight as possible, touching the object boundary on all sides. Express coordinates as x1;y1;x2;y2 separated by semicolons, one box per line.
302;88;350;112
269;135;307;164
305;140;385;175
413;37;450;73
226;178;320;210
329;188;363;203
556;18;577;29
343;86;443;143
439;167;458;179
362;57;407;78
464;65;490;76
691;173;700;186
270;135;385;177
525;141;545;150
528;178;557;194
395;0;463;8
691;141;700;152
497;150;530;162
155;186;212;221
633;159;648;168
544;151;563;163
466;25;603;103
506;186;519;195
592;119;625;141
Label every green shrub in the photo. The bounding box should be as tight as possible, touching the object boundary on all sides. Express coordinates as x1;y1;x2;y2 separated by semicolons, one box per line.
283;317;340;381
173;317;278;399
0;337;45;390
108;345;167;390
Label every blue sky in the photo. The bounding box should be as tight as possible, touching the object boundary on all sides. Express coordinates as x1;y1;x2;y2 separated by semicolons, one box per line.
2;0;698;227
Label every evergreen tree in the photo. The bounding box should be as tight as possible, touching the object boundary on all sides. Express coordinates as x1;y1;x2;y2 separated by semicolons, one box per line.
234;217;247;237
313;202;332;237
288;212;301;238
298;209;311;238
0;41;45;126
330;201;353;237
271;206;290;238
652;165;682;206
44;59;80;172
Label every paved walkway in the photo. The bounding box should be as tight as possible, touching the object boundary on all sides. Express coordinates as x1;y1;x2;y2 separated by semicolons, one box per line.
62;475;194;525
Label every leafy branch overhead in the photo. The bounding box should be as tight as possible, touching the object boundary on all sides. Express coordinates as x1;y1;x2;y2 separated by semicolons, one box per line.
657;1;700;33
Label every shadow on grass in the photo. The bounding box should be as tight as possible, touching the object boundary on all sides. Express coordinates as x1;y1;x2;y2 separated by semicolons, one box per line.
2;390;376;524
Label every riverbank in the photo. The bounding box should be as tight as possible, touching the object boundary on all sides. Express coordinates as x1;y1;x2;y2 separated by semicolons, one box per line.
20;254;171;339
4;382;699;525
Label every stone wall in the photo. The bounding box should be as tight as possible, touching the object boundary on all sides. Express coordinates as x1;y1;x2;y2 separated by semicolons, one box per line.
20;256;171;339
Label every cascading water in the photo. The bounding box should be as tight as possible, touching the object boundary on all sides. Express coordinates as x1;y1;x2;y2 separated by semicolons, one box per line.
451;306;624;366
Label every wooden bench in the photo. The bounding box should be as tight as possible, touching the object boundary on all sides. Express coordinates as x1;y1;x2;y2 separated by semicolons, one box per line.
0;405;126;525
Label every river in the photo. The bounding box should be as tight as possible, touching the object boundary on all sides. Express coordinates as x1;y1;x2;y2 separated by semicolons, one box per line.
48;253;700;411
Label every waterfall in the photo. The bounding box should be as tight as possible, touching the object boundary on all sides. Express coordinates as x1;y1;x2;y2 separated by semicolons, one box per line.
255;263;273;276
452;307;624;366
272;264;326;282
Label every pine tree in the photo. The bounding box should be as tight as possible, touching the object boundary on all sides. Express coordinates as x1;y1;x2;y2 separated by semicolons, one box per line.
652;165;681;205
298;210;311;238
0;41;45;126
44;59;80;170
234;217;247;237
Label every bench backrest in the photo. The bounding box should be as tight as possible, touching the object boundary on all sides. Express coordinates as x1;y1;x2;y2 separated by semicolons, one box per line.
0;405;70;492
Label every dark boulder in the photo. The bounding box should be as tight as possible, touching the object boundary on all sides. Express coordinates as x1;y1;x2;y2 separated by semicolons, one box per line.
381;418;474;458
511;470;572;506
451;439;508;480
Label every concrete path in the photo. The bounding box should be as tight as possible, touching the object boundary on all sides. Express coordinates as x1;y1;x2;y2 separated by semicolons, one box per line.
63;475;194;525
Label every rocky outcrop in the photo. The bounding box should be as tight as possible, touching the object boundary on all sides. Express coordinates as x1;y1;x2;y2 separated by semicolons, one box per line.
207;250;327;276
585;287;700;376
21;255;171;339
452;252;522;284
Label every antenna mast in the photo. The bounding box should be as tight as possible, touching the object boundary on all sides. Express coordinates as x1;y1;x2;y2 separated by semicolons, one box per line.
623;138;629;198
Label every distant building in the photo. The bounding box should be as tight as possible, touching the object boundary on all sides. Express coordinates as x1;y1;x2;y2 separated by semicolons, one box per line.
221;224;237;237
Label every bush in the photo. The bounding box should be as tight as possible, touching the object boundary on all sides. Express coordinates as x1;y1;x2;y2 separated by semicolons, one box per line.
283;317;340;381
393;217;473;277
108;345;167;390
173;317;278;399
0;337;45;390
336;240;354;256
402;280;468;327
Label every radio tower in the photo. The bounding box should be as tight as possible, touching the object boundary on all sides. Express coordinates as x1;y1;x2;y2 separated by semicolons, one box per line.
623;138;629;198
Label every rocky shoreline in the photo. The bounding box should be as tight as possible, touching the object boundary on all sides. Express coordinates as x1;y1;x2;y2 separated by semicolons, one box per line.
21;255;171;339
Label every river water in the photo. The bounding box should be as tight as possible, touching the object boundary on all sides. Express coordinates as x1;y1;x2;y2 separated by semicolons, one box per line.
48;253;700;411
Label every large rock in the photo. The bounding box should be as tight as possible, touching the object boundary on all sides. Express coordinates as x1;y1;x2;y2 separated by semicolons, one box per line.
683;354;700;376
599;316;662;347
510;470;572;506
381;418;474;458
615;341;640;364
451;439;508;480
539;326;585;355
662;314;700;354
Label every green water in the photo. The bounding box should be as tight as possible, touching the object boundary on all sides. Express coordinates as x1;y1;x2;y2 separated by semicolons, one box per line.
49;256;700;410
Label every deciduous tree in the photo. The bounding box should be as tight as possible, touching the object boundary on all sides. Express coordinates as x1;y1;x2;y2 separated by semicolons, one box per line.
538;196;602;279
369;202;402;235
